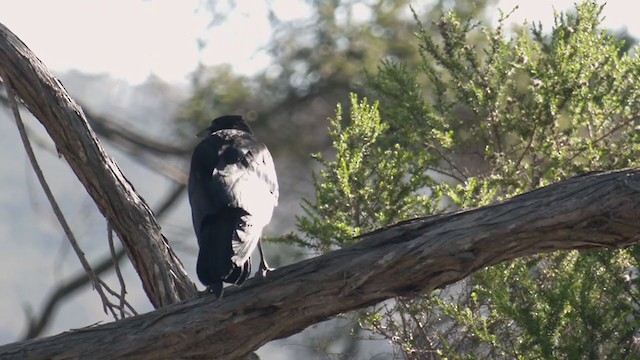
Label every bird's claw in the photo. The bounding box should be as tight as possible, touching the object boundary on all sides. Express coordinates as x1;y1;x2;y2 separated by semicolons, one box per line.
201;283;224;299
257;265;275;279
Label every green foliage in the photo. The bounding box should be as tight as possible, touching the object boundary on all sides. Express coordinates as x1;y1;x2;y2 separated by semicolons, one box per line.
297;94;437;252
470;252;640;359
296;1;640;358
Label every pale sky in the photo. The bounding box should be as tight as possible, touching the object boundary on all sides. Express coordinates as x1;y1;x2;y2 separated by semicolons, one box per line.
2;1;638;85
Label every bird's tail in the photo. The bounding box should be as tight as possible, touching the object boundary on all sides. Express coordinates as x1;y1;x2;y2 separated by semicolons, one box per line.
196;211;252;293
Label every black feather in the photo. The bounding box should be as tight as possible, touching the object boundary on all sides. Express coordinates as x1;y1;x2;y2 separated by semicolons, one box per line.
188;115;278;298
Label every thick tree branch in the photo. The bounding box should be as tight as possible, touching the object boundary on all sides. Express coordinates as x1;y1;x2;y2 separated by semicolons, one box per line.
0;23;197;307
2;168;640;359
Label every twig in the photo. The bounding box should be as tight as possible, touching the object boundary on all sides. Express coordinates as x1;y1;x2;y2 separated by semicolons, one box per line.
108;224;128;319
425;143;468;182
426;166;465;184
514;120;537;171
21;183;185;339
568;115;638;163
21;247;127;339
1;72;117;319
95;278;137;317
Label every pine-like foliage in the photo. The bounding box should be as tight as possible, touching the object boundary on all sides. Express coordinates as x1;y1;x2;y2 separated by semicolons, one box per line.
294;2;640;358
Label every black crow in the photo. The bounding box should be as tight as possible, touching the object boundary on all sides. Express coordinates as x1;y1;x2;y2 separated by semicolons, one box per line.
188;115;279;298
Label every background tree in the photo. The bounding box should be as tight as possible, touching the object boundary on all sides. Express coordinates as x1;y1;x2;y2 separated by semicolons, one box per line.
178;0;497;154
292;1;640;358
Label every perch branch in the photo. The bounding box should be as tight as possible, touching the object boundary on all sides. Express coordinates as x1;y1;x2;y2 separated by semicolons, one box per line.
1;168;640;359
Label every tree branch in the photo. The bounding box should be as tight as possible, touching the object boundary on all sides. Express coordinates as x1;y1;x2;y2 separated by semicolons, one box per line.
3;71;126;320
0;90;192;157
2;168;640;359
82;107;191;157
0;92;191;184
21;247;127;340
21;183;187;340
0;23;197;307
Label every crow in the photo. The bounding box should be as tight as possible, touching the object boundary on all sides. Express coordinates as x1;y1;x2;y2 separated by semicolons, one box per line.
188;115;279;298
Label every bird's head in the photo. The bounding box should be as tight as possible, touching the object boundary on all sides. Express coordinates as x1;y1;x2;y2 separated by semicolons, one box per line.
197;115;253;137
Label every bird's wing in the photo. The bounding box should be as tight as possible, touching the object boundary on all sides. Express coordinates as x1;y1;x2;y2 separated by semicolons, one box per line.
189;129;278;268
212;133;279;266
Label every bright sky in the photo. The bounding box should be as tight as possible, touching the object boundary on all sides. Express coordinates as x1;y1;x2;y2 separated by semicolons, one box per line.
1;0;639;85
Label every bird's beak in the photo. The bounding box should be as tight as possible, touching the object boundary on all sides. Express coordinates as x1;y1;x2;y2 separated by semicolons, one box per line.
196;127;211;138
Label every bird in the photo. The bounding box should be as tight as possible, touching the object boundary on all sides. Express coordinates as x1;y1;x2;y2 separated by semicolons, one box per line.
188;115;279;298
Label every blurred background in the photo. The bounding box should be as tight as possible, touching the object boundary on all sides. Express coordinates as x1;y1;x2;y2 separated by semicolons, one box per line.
1;1;638;358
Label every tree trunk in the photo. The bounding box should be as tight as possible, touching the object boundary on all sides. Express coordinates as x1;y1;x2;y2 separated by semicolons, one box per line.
0;23;197;308
1;168;639;359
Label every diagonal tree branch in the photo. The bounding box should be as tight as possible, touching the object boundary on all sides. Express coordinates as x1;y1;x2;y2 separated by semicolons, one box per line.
3;71;127;320
2;168;640;359
0;23;197;307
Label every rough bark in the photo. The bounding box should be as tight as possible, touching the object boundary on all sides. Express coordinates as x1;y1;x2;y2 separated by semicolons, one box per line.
0;23;197;307
2;168;640;359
